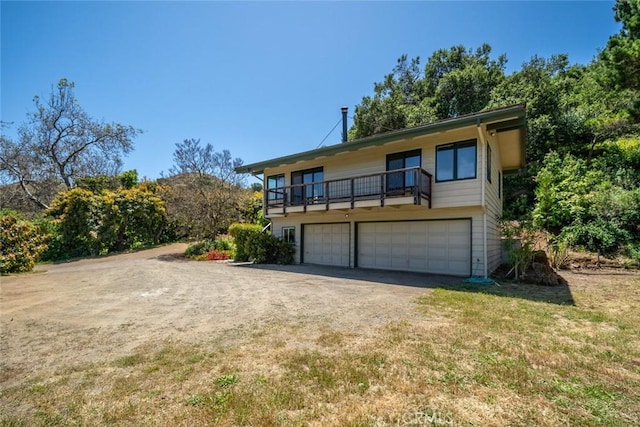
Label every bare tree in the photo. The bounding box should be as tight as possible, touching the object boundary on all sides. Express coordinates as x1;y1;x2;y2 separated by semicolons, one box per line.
162;139;246;238
0;79;141;209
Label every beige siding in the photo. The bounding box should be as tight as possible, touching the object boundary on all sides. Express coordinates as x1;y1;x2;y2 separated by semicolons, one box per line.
264;126;483;210
484;137;504;274
264;124;508;276
270;206;485;274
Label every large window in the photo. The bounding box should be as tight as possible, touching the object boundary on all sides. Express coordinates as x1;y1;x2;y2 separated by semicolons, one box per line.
386;149;421;192
291;167;323;204
436;140;477;182
267;174;285;203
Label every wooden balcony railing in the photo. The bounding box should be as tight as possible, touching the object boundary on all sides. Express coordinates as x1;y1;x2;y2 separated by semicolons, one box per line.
265;167;432;214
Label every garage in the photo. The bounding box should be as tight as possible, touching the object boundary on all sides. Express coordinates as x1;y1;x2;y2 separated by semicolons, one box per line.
357;220;471;276
302;223;350;267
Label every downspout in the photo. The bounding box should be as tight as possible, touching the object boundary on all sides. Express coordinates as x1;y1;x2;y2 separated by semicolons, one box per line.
477;121;488;278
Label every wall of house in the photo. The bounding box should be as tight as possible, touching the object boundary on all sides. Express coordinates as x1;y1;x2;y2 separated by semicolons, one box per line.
263;126;485;210
265;124;510;277
484;135;505;274
270;205;486;274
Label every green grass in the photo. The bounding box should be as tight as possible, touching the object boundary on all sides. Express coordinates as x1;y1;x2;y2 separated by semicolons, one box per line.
2;275;639;426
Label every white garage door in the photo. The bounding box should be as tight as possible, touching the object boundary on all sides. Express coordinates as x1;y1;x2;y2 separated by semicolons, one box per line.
303;223;350;267
357;220;471;276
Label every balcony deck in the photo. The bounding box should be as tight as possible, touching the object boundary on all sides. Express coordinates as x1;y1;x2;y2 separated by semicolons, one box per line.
265;167;432;216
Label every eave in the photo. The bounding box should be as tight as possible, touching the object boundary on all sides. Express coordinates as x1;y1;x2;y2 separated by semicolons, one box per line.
235;103;526;175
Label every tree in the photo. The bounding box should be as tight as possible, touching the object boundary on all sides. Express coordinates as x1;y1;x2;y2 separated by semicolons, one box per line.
0;79;141;210
162;139;247;238
350;45;506;139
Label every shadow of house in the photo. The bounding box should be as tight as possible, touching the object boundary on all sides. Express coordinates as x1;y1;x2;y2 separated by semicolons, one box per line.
230;263;575;306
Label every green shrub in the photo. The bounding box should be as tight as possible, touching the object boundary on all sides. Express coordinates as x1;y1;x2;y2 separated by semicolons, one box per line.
624;242;640;263
185;236;236;259
228;223;294;264
248;232;295;264
228;223;262;262
1;215;48;274
212;235;235;251
185;239;218;258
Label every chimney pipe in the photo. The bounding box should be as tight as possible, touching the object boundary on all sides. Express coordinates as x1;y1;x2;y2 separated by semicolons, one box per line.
341;106;348;143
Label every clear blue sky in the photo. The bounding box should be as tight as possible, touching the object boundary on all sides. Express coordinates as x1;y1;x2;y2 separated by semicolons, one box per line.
1;1;620;181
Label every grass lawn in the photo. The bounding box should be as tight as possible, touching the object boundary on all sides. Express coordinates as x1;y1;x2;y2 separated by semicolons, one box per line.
2;273;639;426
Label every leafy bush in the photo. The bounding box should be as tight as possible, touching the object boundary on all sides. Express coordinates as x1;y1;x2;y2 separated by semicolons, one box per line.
228;223;262;262
185;239;218;258
228;223;294;264
245;232;295;264
212;235;235;251
185;236;236;259
1;215;48;274
46;186;168;259
533;151;640;257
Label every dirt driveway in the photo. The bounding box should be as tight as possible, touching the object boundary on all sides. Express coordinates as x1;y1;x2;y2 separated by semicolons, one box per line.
1;244;459;388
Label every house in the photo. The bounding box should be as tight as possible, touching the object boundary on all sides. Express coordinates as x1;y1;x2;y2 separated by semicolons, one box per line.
235;104;526;277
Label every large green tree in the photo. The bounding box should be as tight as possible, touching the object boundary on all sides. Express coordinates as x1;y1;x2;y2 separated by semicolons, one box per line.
602;0;640;91
350;44;506;139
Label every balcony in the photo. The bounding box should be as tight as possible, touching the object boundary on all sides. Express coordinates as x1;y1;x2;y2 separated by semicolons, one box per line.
265;167;432;216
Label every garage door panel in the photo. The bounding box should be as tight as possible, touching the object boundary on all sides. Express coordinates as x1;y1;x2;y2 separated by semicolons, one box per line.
358;220;471;276
303;223;350;267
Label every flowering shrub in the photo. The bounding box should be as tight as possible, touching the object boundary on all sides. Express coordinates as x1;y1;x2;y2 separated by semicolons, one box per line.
1;215;48;274
206;250;232;261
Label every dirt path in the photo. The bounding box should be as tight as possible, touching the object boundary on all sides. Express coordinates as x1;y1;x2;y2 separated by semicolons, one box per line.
1;244;457;388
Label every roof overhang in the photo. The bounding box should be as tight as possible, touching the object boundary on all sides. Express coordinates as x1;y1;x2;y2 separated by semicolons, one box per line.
236;103;526;175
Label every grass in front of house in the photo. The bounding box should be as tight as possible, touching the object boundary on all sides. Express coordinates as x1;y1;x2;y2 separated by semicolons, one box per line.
2;276;639;426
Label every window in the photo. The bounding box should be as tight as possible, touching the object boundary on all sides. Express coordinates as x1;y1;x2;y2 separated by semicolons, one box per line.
435;140;477;182
486;144;492;183
291;167;323;204
267;174;285;203
386;149;421;192
282;227;295;244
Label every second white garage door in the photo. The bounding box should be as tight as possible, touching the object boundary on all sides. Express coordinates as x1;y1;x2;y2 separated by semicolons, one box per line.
303;223;350;267
357;220;471;276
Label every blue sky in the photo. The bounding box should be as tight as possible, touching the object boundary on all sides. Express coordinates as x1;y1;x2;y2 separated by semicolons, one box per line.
1;1;620;181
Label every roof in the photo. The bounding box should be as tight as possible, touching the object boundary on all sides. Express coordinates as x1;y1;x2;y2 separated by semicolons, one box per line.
235;103;526;175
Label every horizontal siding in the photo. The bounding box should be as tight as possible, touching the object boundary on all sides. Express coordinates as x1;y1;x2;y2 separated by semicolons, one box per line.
264;126;484;210
484;137;503;274
271;206;485;273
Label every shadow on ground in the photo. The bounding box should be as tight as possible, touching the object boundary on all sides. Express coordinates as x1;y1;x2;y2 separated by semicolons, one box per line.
231;263;576;306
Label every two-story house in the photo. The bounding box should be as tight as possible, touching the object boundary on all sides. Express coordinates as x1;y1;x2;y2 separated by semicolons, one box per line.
235;104;526;277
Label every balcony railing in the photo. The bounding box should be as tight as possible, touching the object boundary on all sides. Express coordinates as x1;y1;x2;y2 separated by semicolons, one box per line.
265;167;432;214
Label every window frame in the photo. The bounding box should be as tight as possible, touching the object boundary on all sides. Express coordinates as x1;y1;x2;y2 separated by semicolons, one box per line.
291;167;324;204
486;144;492;183
435;139;477;182
266;173;285;203
282;226;295;244
386;149;422;192
498;171;502;199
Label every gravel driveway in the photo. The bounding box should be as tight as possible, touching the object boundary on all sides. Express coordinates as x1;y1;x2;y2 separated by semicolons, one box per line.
1;243;459;388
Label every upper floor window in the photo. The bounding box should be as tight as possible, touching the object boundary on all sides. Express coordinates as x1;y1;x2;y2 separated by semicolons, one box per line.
267;174;285;203
386;149;421;192
291;167;323;204
436;140;477;182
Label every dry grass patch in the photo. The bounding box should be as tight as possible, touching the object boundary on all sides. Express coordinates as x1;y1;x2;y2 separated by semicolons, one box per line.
2;274;639;426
